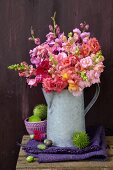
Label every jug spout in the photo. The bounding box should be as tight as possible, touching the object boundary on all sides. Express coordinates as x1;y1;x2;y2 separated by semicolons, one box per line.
42;88;54;108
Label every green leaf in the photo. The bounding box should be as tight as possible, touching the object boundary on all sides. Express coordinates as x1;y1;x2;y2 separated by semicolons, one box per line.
80;71;88;81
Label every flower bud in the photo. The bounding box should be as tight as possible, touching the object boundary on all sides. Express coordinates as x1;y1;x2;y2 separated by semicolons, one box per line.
85;24;89;30
49;25;53;31
28;37;33;41
80;23;84;29
31;27;34;35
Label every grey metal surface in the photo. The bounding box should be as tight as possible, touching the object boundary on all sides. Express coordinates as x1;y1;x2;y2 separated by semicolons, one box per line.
43;84;100;147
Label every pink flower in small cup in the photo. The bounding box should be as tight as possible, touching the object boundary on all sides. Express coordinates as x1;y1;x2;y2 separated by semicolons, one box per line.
80;56;93;68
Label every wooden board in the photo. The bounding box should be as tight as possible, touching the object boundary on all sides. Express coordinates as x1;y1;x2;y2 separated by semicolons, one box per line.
16;135;113;170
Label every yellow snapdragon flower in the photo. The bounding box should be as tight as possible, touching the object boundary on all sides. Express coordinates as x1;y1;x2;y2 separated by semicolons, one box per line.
68;80;79;92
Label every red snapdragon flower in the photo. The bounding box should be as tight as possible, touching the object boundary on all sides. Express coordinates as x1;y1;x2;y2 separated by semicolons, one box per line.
34;130;46;141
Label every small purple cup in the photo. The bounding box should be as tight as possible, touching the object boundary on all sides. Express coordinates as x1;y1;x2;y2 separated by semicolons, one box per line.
24;118;47;135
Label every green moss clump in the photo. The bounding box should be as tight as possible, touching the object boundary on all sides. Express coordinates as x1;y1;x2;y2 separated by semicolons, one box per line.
33;104;47;120
72;131;90;149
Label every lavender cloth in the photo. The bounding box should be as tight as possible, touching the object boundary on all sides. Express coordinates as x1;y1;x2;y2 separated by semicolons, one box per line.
22;126;108;163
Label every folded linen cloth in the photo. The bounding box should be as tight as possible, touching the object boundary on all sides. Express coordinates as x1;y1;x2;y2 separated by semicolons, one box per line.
22;126;108;163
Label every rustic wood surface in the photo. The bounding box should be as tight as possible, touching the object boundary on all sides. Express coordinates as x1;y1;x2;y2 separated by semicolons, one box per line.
16;135;113;170
0;0;113;169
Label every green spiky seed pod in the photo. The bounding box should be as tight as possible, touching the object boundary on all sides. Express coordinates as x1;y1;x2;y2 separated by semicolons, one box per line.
33;104;47;120
72;131;90;149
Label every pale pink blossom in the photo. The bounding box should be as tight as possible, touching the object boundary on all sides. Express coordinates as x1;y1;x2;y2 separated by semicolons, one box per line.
73;28;81;35
80;56;93;68
70;44;78;54
30;56;41;66
55;52;68;63
29;47;38;57
86;70;100;84
27;78;37;87
80;32;90;43
93;62;104;72
78;80;91;89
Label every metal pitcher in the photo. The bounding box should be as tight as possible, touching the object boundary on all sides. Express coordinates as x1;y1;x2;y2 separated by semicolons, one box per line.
43;84;100;147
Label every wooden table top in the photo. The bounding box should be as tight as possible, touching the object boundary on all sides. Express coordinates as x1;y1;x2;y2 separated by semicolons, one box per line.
16;135;113;170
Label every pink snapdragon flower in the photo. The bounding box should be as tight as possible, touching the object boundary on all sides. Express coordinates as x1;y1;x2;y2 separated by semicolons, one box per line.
36;45;48;57
80;32;90;43
18;62;36;77
81;43;91;57
73;28;81;42
34;38;40;45
86;70;100;84
78;80;91;89
93;62;104;72
42;77;55;92
54;77;67;92
46;32;56;42
27;78;37;87
80;56;93;68
30;56;41;66
57;52;68;61
29;47;38;57
43;76;67;93
88;38;100;53
73;28;81;35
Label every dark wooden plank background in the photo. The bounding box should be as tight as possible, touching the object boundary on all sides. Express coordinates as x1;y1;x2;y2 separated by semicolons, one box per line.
0;0;113;169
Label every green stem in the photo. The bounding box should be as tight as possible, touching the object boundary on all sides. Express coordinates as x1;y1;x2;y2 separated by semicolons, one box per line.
51;12;56;35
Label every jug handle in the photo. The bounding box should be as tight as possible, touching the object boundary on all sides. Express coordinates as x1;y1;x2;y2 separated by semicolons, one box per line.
84;83;100;116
